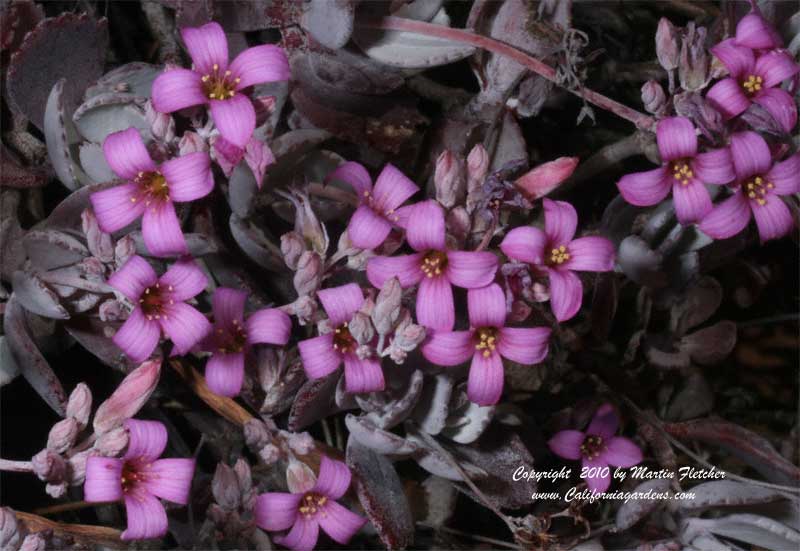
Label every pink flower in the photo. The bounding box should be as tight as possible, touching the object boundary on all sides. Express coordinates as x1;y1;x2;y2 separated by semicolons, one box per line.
699;131;799;243
108;255;211;362
366;200;498;331
298;284;384;393
326;162;419;250
706;42;799;132
616;117;735;224
422;283;550;406
201;287;291;397
500;199;615;322
548;403;642;493
89;128;213;257
84;419;196;540
151;22;290;148
254;456;366;551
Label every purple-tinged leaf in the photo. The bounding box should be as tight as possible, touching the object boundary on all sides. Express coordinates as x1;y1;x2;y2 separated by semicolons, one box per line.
672;277;723;335
23;230;88;270
615;478;671;530
680;321;737;366
686;514;800;551
412;374;453;435
677;480;788;513
0;0;45;54
64;320;137;373
0;145;47;189
0;190;26;279
229;214;284;272
0;336;21;387
364;369;424;430
287;371;340;431
345;414;419;455
617;235;667;288
404;431;488;482
300;0;355;50
214;0;298;31
10;271;69;320
44;79;86;191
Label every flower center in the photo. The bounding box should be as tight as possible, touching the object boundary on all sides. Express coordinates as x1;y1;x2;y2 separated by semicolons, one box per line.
421;250;448;278
547;245;570;266
670;160;694;186
744;175;774;206
741;74;763;96
361;190;399;222
131;171;169;206
201;63;240;101
120;461;147;494
215;319;248;353
139;283;174;321
580;435;605;460
298;492;328;519
332;322;357;354
474;327;498;358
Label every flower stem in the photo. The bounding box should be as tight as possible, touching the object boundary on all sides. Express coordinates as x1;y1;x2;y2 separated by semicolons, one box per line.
0;458;33;473
357;16;656;132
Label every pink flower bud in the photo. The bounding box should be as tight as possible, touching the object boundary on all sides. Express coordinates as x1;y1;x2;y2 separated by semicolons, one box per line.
179;131;208;156
67;449;91;485
655;18;680;72
467;144;489;188
286;432;314;455
81;209;114;263
641;80;667;115
293;251;323;296
244;137;275;189
259;444;280;465
145;100;176;143
94;425;129;456
514;157;579;200
0;507;21;551
98;299;125;322
679;23;709;92
66;382;92;429
234;458;252;496
292;295;318;326
46;418;79;454
371;277;402;336
31;448;66;483
286;457;316;493
19;533;47;551
348;312;375;345
290;192;329;257
114;235;136;268
212;463;242;511
93;359;161;434
434;150;465;208
281;232;306;269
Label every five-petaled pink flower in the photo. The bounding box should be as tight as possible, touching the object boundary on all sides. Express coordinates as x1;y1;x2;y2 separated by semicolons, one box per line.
699;131;799;242
109;255;211;362
706;41;799;133
422;283;550;406
367;200;498;331
548;403;642;493
151;22;290;148
500;199;615;322
90;128;213;257
617;117;735;224
326;162;419;250
254;455;366;551
298;284;384;393
84;419;196;540
201;287;291;397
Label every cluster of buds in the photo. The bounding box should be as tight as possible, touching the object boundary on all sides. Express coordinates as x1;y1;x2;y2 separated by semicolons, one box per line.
205;459;257;546
243;418;315;467
655;18;712;93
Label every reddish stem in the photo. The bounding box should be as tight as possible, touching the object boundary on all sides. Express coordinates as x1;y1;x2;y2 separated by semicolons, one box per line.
359;16;656;132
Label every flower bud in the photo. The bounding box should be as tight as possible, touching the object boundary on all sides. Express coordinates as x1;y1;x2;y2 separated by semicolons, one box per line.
67;449;91;485
45;482;68;499
434;150;465;208
372;277;402;336
212;136;244;177
293;251;323;296
254;95;277;127
19;533;47;551
179;131;208;155
0;507;21;551
98;299;125;322
466;144;489;213
259;444;280;465
286;432;314;455
348;312;375;345
31;448;66;483
66;383;92;429
281;231;306;270
81;209;114;263
291;295;318;326
145;100;176;143
46;418;79;454
655;18;680;72
286;457;316;493
673;91;724;137
114;235;136;268
233;458;252;496
679;23;710;92
212;463;241;511
292;193;329;257
94;425;129;456
392;317;426;353
244;419;272;451
641;80;667;115
514;157;579;200
446;206;471;247
93;359;161;434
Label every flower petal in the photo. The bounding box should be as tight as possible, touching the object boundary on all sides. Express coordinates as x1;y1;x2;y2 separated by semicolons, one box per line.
84;457;123;502
752;195;794;242
754;50;800;88
90;183;146;233
343;354;385;394
205;352;245;397
229;44;290;89
246;308;291;346
467;283;506;328
124;418;167;462
326;161;372;195
181;22;228;75
767;153;800;195
254;492;301;531
547;430;584;460
736;13;782;49
312;456;351;500
706;78;750;119
710;39;754;78
406;200;446;252
159;302;211;356
753;88;798;134
730;131;772;180
159;257;208;301
318;501;367;545
564;237;615;272
582;457;611;493
698;191;752;240
467;351;504;406
211;287;246;327
656;116;697;161
543;199;578;245
421;330;474;366
366;253;424;288
298;334;341;380
548;269;583;322
446;251;498;289
160;152;213;203
141;202;188;257
692;148;735;185
318;283;364;326
151;68;207;113
617;167;671;206
497;327;550;365
108;255;157;301
602;437;643;468
586;403;619;439
416;275;454;331
347;205;392;250
143;458;196;504
113;308;161;363
372;164;419;211
500;226;547;265
121;491;168;541
103;128;156;181
274;516;319;551
672;180;713;225
209;94;255;148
